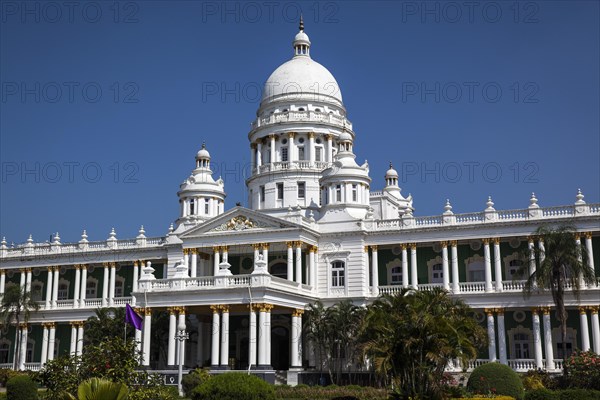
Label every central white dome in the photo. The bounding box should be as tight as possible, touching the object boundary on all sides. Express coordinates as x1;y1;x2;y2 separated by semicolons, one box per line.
260;25;343;108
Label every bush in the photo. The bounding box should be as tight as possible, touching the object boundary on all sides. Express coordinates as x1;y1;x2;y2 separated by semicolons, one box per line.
467;363;524;400
6;374;38;400
557;389;600;400
0;368;18;387
192;372;275;400
273;385;388;400
524;389;558;400
565;351;600;390
182;368;210;398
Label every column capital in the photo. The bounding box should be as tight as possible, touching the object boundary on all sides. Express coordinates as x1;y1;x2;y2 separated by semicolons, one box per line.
250;143;257;149
579;306;588;315
261;243;270;250
410;243;417;250
210;305;220;314
183;248;189;255
248;304;259;312
167;306;176;315
286;241;293;248
53;266;61;272
221;246;229;252
309;245;317;253
589;306;599;314
440;241;448;247
364;246;369;252
18;322;28;329
575;233;581;241
220;305;230;313
308;132;315;139
541;307;552;315
294;241;303;248
450;240;458;247
213;246;220;253
531;307;540;315
47;322;56;329
495;308;505;315
482;238;490;245
141;307;152;316
177;306;187;315
492;238;501;245
370;245;378;251
133;261;139;267
292;308;304;317
325;134;333;140
584;232;593;240
252;243;261;250
19;268;26;273
400;243;407;250
527;236;536;243
74;264;81;270
484;308;495;316
80;264;87;270
287;132;295;139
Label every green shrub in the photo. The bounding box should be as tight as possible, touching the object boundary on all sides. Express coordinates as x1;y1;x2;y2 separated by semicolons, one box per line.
0;368;18;387
6;374;38;400
557;389;600;400
524;389;558;400
565;351;600;390
467;363;524;400
182;368;210;398
192;372;275;400
273;385;388;400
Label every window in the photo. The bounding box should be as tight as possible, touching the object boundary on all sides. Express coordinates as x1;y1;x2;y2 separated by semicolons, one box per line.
390;266;402;285
315;147;322;162
0;342;9;364
31;282;43;301
507;259;523;279
298;182;305;199
86;279;98;298
431;263;443;283
277;183;284;200
557;342;573;359
331;261;345;287
336;185;342;202
189;199;195;215
513;333;530;358
115;278;124;297
57;281;69;300
298;146;305;160
281;147;288;162
466;259;485;282
205;199;210;214
26;340;34;363
260;186;265;202
352;184;358;202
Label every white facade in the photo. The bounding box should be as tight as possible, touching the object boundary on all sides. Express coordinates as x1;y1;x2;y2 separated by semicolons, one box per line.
0;23;599;383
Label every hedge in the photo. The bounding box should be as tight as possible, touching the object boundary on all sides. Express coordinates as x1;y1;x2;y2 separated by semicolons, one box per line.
6;374;38;400
192;372;275;400
467;363;524;400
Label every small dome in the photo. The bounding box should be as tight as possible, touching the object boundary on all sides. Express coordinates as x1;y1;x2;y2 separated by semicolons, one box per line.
339;131;352;142
293;31;310;46
196;143;210;160
385;163;398;179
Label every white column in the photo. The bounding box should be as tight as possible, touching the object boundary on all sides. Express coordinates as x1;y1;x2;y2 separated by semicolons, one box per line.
538;239;546;265
222;246;229;264
266;306;272;366
25;268;32;293
270;134;276;163
210;306;220;366
532;309;543;369
576;235;585;288
52;266;59;308
250;144;256;171
308;132;315;164
591;307;600;353
80;265;88;307
0;270;5;296
220;305;229;367
183;250;190;274
371;246;379;295
256;143;262;167
168;308;177;366
70;323;77;356
287;133;294;162
262;244;269;264
109;263;116;306
497;310;507;364
542;308;555;370
73;265;81;308
178;309;186;366
102;263;109;307
483;239;493;292
213;247;220;276
325;134;332;162
493;238;503;291
295;242;302;284
47;323;56;361
410;244;418;289
401;245;409;288
291;309;303;368
441;242;449;290
45;267;53;309
19;269;26;289
528;238;537;284
19;325;27;370
142;309;152;366
486;309;497;362
253;244;260;264
258;306;267;366
249;306;257;367
76;323;84;356
135;327;142;356
309;246;316;289
451;241;459;293
585;233;595;273
579;307;590;351
40;324;49;366
191;249;198;278
287;242;294;281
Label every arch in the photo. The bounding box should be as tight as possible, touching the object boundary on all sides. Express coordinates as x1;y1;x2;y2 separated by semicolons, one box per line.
552;326;578;358
26;337;35;363
115;275;125;297
427;255;444;284
464;254;485;282
503;252;524;280
507;325;533;359
268;259;287;279
57;278;70;300
0;339;10;364
86;276;99;298
30;280;44;301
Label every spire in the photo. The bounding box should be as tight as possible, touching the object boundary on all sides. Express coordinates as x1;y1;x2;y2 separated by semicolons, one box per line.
293;15;311;57
299;14;304;31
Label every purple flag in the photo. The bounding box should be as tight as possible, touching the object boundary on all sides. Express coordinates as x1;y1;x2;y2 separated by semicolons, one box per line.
125;303;143;330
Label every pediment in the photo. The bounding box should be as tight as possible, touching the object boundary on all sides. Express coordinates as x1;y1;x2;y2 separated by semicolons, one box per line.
179;207;301;238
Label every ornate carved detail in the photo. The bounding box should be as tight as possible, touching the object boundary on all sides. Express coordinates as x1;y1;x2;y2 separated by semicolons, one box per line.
410;243;417;250
541;307;551;315
482;238;490;245
213;216;265;232
493;238;500;245
584;232;593;240
484;308;494;316
220;305;230;313
440;241;448;247
371;245;378;251
578;306;588;315
292;309;304;317
400;244;407;250
450;240;458;247
210;305;220;314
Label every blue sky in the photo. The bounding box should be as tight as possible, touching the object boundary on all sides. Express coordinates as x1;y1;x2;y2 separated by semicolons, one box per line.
1;0;599;244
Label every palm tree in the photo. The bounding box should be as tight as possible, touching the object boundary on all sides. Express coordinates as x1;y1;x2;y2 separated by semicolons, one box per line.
360;288;486;399
0;284;40;370
521;225;596;373
62;377;129;400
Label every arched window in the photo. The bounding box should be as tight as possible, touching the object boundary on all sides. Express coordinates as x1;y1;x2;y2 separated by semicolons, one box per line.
26;338;35;363
0;340;10;364
508;260;523;279
57;279;69;300
31;281;44;302
86;278;98;298
331;261;345;287
386;259;402;285
269;261;287;280
431;263;443;283
465;255;485;282
115;276;125;297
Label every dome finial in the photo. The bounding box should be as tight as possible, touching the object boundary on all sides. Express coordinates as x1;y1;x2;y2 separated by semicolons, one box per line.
389;161;393;169
202;142;206;149
299;14;304;31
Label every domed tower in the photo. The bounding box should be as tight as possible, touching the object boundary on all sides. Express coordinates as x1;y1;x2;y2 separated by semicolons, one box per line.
175;143;226;230
320;131;371;219
246;18;356;218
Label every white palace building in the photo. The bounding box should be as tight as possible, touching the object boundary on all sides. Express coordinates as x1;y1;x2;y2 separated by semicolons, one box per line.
1;22;599;384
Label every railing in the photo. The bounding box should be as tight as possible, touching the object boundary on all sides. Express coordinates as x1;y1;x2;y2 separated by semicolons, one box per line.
508;359;537;372
24;362;42;371
112;297;132;306
1;236;165;258
459;282;487;293
373;203;599;231
251;110;352;131
55;299;74;309
83;298;102;308
419;283;444;291
257;161;332;174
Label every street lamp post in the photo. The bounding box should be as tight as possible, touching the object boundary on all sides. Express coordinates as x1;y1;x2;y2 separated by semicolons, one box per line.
175;321;189;397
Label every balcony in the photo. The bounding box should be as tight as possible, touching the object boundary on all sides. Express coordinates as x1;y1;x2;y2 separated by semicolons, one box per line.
251;110;352;131
36;297;133;310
